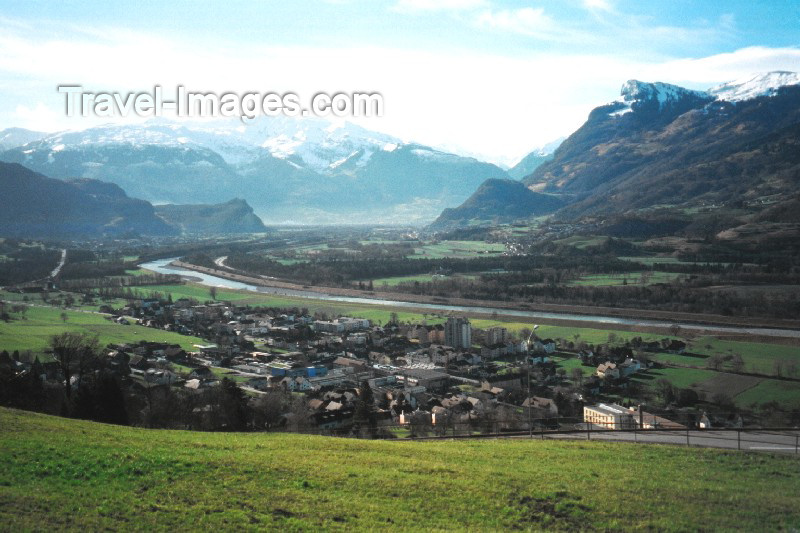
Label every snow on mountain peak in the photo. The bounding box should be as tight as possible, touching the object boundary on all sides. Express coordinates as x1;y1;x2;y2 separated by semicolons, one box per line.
619;80;709;108
708;71;800;102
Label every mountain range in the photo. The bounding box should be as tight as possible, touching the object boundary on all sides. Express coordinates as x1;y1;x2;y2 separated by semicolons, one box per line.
0;117;514;224
430;71;800;232
0;162;267;238
2;71;798;234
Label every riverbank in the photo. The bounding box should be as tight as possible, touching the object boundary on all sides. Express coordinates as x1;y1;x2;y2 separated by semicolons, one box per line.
140;258;800;341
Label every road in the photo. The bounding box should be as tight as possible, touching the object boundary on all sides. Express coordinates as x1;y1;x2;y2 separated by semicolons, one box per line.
542;428;800;454
50;249;67;278
141;258;800;339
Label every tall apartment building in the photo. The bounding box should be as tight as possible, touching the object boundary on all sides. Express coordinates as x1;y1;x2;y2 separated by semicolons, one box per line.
485;326;508;346
444;317;472;350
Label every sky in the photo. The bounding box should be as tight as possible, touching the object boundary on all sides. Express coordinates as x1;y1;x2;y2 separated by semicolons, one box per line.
1;0;799;166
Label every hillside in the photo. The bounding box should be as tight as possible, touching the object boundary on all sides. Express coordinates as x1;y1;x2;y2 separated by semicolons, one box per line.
523;74;800;222
2;408;800;530
0;162;177;238
428;178;565;231
155;199;267;234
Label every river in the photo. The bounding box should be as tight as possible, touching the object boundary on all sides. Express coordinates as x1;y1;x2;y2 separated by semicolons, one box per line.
141;258;800;339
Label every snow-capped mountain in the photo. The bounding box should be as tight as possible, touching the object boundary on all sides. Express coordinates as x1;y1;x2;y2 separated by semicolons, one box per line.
620;80;710;109
507;137;565;179
708;71;800;102
0;116;507;224
608;71;800;117
0;116;405;171
521;71;800;221
0;127;48;152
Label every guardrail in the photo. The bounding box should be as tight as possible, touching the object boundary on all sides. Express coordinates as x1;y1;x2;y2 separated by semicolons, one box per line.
270;422;800;454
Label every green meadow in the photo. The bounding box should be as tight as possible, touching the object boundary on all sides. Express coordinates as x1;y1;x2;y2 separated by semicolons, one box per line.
2;407;800;531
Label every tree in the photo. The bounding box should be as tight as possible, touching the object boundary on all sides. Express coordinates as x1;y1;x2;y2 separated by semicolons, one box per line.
354;379;377;437
60;312;68;323
655;378;675;407
570;367;584;386
252;389;292;430
676;388;699;407
74;373;129;425
707;354;724;371
209;286;218;300
669;324;681;338
730;354;745;373
49;332;100;403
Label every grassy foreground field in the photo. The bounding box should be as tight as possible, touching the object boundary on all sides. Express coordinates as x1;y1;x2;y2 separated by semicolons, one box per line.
2;408;800;531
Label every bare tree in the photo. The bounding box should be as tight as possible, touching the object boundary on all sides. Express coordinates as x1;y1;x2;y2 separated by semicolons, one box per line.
570;367;584;386
49;332;100;402
209;286;218;300
707;354;724;371
60;312;68;323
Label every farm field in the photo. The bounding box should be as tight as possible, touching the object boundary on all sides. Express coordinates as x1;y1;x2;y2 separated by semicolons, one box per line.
410;240;507;259
369;273;478;287
0;305;204;353
735;379;800;409
568;272;682;287
3;407;800;531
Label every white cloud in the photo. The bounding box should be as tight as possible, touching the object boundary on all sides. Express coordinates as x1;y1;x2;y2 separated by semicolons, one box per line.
0;18;798;165
392;0;487;13
475;7;559;39
13;102;65;132
583;0;615;12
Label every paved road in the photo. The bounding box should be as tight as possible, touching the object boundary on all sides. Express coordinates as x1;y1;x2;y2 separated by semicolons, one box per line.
542;429;800;454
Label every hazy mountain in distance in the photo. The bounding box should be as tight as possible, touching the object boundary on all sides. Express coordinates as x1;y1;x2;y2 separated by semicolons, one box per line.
0;117;509;224
506;137;565;179
155;199;267;234
0;127;48;151
428;178;564;231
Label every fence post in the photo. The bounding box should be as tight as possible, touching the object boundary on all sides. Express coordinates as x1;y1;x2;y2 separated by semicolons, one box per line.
541;424;545;440
796;434;798;455
686;426;690;447
634;425;637;443
587;422;591;440
737;429;741;451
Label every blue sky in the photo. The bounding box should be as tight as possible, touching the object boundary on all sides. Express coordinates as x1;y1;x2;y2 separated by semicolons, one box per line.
1;0;799;164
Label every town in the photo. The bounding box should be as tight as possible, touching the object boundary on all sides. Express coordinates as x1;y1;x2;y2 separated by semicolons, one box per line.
3;286;720;437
